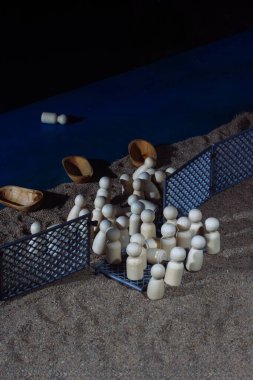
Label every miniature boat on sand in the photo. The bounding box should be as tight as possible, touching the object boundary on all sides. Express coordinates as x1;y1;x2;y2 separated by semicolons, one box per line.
128;139;157;167
62;155;93;184
0;186;43;211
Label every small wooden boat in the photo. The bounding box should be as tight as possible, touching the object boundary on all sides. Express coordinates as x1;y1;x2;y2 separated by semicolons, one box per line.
62;155;93;184
0;186;43;211
128;139;157;167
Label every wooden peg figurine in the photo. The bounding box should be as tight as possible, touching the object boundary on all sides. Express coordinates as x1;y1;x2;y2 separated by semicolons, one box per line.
188;208;203;236
146;248;167;264
132;157;156;180
105;227;122;265
126;242;144;281
163;205;178;225
204;217;220;254
186;235;206;272
116;215;130;250
147;264;165;300
160;222;176;260
176;216;192;249
92;219;112;255
164;247;186;286
67;194;86;221
140;209;156;240
102;204;116;226
129;201;145;236
130;233;147;269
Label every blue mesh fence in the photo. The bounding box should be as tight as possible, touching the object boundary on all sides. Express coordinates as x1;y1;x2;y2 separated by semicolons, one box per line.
212;127;253;194
164;147;213;216
164;127;253;215
0;214;90;300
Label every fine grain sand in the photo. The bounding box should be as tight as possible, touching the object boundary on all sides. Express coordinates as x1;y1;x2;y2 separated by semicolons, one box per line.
1;112;253;379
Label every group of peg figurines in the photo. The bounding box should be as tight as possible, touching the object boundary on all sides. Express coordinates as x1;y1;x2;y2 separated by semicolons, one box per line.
30;156;220;301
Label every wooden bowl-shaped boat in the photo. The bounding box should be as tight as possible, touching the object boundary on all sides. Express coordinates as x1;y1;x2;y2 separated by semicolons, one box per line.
62;155;93;184
128;139;157;167
0;186;43;211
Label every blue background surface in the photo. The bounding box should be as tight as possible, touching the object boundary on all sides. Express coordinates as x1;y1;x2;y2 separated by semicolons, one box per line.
1;29;253;190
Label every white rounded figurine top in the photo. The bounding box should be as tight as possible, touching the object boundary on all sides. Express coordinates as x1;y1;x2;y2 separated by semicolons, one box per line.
191;235;206;250
144;157;156;168
102;204;115;219
205;217;219;232
75;194;85;207
131;200;145;215
57;114;68;125
94;196;106;209
151;263;165;279
146;168;156;176
170;247;186;262
128;194;139;206
30;221;42;234
96;188;109;198
161;223;176;238
106;227;120;242
138;171;150;181
99;176;111;189
163;205;178;220
189;208;202;223
177;216;191;231
133;178;142;191
165;167;176;175
79;208;89;216
99;219;112;233
126;242;142;257
120;173;130;181
141;209;155;223
130;233;145;246
116;215;129;229
154;170;166;183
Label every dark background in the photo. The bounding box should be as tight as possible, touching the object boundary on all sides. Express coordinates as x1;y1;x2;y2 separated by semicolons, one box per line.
1;1;253;113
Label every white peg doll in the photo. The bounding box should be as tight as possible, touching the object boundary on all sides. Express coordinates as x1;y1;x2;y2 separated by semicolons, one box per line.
164;247;186;286
154;170;166;193
140;209;156;240
132;157;156;180
163;205;178;225
120;174;133;197
102;204;116;226
78;208;90;239
205;217;220;254
41;112;68;125
138;199;157;212
129;201;145;236
165;167;176;176
127;194;139;207
133;178;145;198
160;223;176;260
105;227;122;265
99;176;111;202
130;233;147;269
29;222;42;261
31;221;42;235
92;196;106;231
138;172;160;202
67;194;86;221
116;216;130;250
126;242;144;281
146;248;167;264
186;235;206;272
147;264;165;300
96;187;109;200
92;219;112;255
188;208;203;236
146;167;156;177
176;216;192;249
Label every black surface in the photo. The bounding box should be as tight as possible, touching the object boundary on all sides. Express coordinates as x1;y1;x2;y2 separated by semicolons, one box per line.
1;1;253;112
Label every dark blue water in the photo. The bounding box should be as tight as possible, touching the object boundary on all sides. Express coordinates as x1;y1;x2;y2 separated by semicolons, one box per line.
1;29;253;189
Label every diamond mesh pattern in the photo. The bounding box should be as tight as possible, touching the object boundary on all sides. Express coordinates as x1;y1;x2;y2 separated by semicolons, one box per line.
165;148;212;216
0;214;90;300
95;254;153;292
212;128;253;194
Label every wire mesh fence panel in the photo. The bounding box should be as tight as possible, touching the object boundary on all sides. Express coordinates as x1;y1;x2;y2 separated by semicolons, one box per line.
164;147;213;216
0;214;90;300
211;128;253;194
95;254;153;292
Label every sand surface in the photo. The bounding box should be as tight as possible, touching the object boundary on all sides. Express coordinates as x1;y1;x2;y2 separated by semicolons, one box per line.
1;113;253;379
